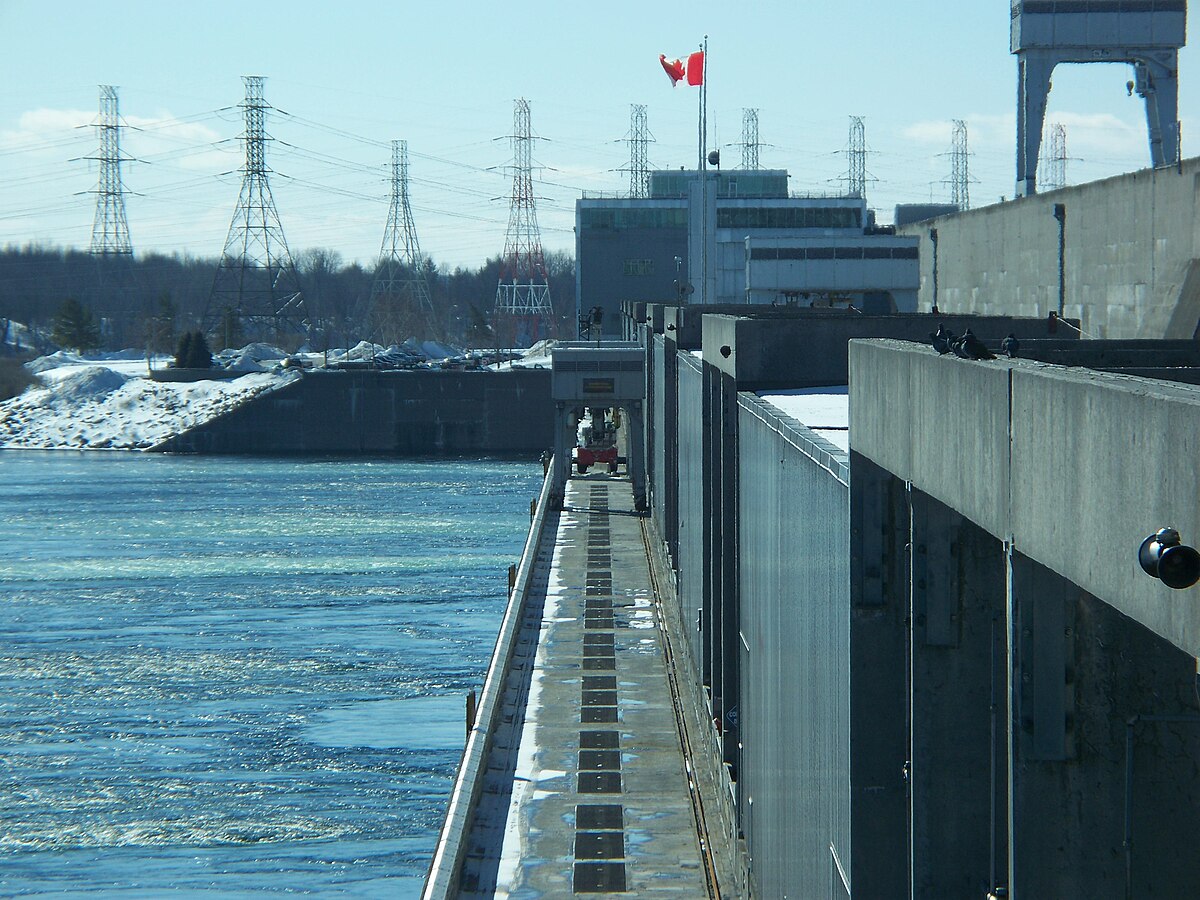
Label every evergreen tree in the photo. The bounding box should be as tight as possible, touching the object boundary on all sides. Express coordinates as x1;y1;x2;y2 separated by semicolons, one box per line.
174;331;194;368
50;297;101;352
187;331;213;369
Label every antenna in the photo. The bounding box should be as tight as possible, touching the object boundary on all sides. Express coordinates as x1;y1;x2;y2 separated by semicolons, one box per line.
494;98;554;347
204;75;306;348
625;104;653;198
89;85;133;256
740;108;761;170
951;119;970;210
847;116;866;200
368;140;438;342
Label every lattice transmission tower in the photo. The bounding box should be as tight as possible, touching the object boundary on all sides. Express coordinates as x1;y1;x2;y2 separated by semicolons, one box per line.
205;75;306;348
1039;123;1068;191
847;116;867;199
740;108;761;170
625;104;652;198
951;119;971;210
494;98;554;347
89;85;133;257
368;140;437;342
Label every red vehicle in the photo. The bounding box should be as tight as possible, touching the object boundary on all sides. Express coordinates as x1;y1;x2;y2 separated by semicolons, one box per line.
574;408;620;474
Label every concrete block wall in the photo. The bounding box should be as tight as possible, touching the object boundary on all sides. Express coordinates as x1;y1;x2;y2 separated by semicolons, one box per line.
901;158;1200;339
155;369;554;455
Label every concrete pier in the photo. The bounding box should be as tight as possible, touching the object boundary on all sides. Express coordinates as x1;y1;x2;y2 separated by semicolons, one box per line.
427;474;734;898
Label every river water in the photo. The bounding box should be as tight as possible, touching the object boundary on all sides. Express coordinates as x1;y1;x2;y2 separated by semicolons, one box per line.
0;452;541;897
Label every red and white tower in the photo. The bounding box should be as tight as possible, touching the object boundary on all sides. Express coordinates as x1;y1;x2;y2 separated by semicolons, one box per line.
494;98;554;347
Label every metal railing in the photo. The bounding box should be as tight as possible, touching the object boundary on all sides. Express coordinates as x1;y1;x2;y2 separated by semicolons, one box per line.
422;460;557;898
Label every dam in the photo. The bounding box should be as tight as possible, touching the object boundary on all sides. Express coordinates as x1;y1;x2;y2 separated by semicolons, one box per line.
421;147;1200;895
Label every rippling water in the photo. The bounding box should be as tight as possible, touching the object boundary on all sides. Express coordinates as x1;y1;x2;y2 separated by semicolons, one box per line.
0;452;541;897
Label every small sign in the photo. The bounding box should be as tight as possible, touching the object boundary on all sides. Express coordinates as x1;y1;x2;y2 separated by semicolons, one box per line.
583;378;615;395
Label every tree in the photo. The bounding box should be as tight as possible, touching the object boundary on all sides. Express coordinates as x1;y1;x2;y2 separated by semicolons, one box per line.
50;297;101;352
173;330;212;369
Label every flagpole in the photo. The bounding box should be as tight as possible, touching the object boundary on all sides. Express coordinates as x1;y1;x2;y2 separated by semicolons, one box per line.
698;35;708;170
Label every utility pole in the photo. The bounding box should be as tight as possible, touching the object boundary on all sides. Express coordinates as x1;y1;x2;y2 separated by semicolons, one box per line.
89;85;133;257
740;108;761;170
625;104;652;198
847;116;867;200
494;98;554;347
204;75;306;348
951;119;971;210
368;140;437;342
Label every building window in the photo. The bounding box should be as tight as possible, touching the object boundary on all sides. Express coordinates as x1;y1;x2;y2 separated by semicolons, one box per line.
623;258;654;276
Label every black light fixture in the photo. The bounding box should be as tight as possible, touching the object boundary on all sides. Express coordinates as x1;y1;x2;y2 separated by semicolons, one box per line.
1138;527;1200;589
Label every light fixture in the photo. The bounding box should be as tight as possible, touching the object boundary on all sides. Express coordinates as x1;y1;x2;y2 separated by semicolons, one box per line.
1138;528;1200;589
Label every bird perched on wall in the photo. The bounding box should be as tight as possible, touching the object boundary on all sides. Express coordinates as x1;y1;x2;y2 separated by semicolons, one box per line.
957;328;995;360
930;324;955;354
1001;333;1020;358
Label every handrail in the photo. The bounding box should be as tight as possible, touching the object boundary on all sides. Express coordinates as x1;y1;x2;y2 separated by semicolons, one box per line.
422;459;556;898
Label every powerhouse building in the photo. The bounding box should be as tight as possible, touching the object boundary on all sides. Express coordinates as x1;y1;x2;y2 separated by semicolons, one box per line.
576;168;919;337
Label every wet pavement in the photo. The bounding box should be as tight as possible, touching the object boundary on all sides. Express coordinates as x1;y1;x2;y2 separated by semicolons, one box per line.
458;475;711;898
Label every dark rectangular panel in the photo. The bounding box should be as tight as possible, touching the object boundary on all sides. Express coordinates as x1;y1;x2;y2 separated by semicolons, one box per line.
576;803;624;829
575;831;626;859
579;749;621;770
578;771;623;793
579;730;620;749
573;862;627;892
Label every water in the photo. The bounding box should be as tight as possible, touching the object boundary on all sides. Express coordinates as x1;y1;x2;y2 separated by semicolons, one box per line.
0;452;542;897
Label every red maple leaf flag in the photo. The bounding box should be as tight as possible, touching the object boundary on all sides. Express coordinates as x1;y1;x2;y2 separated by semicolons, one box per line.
685;50;704;86
659;54;686;86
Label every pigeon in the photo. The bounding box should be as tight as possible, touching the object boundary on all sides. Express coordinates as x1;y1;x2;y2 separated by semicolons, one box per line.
959;328;995;360
1001;333;1020;358
930;324;955;355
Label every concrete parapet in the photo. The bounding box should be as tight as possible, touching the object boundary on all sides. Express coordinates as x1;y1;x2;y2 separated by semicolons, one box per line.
1010;364;1200;656
849;339;1014;540
850;337;1200;655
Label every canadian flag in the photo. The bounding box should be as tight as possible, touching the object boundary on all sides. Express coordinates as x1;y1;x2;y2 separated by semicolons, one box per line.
659;50;704;87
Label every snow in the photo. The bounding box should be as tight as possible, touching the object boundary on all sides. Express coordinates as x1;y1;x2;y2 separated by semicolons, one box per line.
757;386;850;451
1;353;296;451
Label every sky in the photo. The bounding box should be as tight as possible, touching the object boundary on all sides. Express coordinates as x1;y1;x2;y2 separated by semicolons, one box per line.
3;0;1199;272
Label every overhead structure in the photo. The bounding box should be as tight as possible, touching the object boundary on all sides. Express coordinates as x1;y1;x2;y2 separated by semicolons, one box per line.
368;140;438;342
205;75;306;347
741;108;761;170
951;119;970;210
494;98;554;347
847;116;867;200
625;104;652;199
1012;0;1185;196
89;85;133;257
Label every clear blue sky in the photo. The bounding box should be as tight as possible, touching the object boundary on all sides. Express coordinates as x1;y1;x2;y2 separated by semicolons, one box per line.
3;0;1198;270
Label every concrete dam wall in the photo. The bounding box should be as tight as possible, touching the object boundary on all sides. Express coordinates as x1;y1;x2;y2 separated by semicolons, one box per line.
155;368;554;455
900;157;1200;340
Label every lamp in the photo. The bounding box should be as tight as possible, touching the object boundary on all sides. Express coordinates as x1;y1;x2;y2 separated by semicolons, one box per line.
1138;528;1200;589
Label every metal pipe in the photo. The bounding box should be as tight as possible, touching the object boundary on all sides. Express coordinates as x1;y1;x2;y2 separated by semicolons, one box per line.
1123;713;1200;900
1053;203;1066;316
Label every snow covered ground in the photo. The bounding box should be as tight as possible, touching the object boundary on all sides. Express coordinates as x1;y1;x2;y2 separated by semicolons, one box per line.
1;355;295;451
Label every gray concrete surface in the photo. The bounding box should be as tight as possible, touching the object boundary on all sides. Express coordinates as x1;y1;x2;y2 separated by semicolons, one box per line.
154;368;554;454
899;158;1200;339
459;476;719;898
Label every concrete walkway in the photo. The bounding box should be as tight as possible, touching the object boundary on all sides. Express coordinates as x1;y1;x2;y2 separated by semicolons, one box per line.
459;475;711;898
